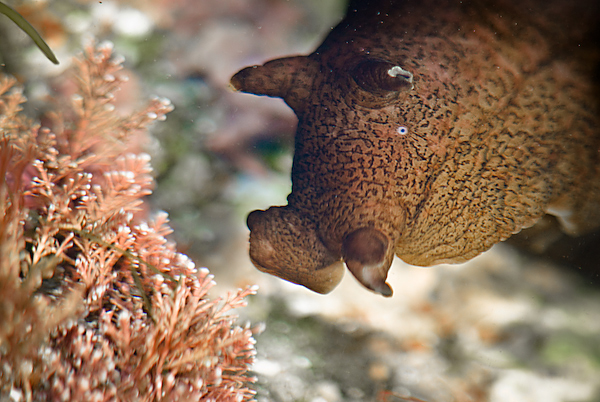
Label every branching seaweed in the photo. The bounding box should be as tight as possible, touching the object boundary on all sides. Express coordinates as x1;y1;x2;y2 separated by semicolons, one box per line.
0;41;257;402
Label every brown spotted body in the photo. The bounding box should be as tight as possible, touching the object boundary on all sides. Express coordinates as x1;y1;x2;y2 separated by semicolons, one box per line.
231;0;600;296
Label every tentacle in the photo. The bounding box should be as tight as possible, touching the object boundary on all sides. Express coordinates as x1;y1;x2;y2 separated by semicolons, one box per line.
247;206;344;294
230;56;319;112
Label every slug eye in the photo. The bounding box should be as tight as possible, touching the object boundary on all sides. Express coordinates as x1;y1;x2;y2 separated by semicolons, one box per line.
350;59;414;93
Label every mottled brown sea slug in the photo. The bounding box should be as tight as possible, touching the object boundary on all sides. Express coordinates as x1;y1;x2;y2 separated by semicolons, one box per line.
231;0;600;296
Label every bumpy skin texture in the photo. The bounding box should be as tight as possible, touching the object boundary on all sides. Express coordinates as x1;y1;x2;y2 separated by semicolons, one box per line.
231;0;600;296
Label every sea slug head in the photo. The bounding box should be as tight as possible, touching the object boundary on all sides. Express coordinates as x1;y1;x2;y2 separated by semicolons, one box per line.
232;6;419;296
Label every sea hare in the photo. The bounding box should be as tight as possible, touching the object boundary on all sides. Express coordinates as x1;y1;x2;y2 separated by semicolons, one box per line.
230;0;600;296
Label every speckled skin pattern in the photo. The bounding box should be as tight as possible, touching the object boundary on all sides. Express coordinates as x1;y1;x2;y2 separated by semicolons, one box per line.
231;0;600;296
